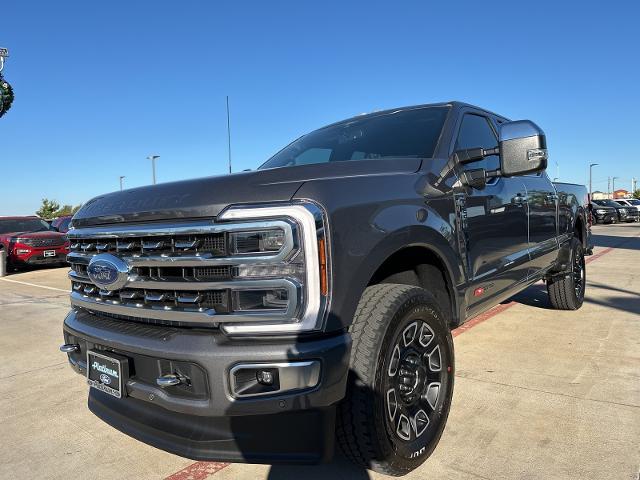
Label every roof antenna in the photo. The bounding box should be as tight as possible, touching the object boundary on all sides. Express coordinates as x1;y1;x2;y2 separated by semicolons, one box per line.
226;96;232;174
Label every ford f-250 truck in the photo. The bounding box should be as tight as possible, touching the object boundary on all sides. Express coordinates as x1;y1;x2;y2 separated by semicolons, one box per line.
61;102;591;476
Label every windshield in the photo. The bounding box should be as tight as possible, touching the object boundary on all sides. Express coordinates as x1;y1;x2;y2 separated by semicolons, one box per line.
595;200;620;208
259;106;450;170
626;199;640;205
0;218;53;234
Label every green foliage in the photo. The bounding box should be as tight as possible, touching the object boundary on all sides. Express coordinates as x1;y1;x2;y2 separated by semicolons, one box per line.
36;198;60;219
633;189;640;200
0;77;14;118
35;198;83;219
56;205;74;216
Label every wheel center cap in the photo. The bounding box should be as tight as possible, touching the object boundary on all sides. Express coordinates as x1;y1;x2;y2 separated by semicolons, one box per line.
397;352;426;404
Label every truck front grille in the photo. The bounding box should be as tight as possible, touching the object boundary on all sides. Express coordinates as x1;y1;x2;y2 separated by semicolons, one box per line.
66;219;301;328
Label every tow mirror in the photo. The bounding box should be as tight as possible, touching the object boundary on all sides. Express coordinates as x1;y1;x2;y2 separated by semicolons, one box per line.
498;120;548;177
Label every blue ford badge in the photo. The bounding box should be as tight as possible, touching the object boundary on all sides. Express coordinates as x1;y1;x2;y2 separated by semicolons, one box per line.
87;254;129;291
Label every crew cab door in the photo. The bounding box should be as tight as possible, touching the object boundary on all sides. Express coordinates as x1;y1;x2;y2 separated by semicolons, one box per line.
453;112;530;310
522;173;559;275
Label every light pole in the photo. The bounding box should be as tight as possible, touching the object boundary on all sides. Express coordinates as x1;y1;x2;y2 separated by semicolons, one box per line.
147;155;160;185
589;163;598;200
612;176;619;198
119;176;125;191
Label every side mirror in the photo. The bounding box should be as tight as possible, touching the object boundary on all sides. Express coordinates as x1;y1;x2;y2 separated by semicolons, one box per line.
499;120;548;177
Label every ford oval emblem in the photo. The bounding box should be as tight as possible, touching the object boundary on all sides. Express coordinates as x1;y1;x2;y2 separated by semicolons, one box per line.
87;254;129;291
99;373;112;385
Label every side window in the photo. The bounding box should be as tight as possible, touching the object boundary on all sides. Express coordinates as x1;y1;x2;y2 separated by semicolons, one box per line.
454;114;500;171
294;148;332;166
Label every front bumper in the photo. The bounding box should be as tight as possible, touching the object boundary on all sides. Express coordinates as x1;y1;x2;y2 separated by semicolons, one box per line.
11;249;68;265
63;309;350;463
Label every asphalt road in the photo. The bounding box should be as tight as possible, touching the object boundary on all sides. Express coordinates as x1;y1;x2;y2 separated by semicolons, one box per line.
1;223;639;480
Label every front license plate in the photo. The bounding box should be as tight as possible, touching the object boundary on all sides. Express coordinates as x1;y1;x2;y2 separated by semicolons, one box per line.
87;350;129;399
43;250;56;257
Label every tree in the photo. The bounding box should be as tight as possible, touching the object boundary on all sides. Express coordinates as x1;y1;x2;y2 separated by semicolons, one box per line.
633;189;640;200
35;198;83;219
36;198;60;219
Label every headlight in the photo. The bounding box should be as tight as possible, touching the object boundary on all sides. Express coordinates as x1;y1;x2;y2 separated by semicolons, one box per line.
230;229;286;254
218;202;329;335
619;208;627;215
595;209;607;214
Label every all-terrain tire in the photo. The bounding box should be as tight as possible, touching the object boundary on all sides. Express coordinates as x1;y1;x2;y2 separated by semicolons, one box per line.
547;237;585;310
336;284;454;476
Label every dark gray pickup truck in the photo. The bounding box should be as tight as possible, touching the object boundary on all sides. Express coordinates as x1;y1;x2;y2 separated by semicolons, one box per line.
61;101;591;476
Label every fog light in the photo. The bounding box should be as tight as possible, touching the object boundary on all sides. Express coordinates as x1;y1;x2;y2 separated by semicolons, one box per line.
234;289;289;311
15;248;31;254
256;369;275;386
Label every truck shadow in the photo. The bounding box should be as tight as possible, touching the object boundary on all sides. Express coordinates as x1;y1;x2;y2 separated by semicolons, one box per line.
506;283;550;309
266;451;371;479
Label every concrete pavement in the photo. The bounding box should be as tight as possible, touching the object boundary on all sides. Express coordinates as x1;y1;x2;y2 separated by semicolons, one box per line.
1;224;638;480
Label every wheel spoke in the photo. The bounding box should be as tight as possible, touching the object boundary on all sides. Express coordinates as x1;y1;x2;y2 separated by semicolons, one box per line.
402;322;418;346
396;413;412;441
386;388;398;421
412;409;429;437
427;345;442;372
388;344;401;377
418;322;435;347
425;382;440;410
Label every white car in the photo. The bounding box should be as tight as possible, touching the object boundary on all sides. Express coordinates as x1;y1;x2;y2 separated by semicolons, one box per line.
615;199;640;219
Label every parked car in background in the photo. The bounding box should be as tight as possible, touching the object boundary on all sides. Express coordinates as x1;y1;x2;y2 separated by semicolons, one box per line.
0;216;70;268
51;215;73;233
614;199;640;219
592;199;639;223
590;201;618;224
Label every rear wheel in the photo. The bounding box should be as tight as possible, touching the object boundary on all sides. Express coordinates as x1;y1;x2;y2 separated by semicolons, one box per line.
336;284;454;476
547;237;585;310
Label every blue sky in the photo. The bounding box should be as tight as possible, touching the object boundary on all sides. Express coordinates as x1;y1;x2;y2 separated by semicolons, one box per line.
2;1;639;215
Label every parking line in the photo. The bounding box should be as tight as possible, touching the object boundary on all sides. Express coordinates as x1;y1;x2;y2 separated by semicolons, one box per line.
159;231;639;480
0;277;68;292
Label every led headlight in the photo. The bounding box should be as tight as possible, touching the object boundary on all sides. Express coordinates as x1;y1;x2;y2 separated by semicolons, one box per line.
619;208;627;215
230;229;285;254
595;209;607;214
218;202;329;335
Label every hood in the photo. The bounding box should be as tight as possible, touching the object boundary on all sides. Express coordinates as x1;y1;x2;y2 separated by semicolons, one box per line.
3;230;66;240
72;158;421;227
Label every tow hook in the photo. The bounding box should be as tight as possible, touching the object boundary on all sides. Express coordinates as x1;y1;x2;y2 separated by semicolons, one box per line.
156;373;189;387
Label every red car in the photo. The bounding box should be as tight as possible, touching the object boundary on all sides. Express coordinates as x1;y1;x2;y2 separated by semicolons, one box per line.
0;216;70;268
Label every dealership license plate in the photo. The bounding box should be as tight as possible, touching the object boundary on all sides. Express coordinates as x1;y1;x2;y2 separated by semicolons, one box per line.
43;250;56;258
87;350;128;399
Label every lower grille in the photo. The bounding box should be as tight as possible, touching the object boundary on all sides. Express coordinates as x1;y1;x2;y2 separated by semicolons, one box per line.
71;281;229;314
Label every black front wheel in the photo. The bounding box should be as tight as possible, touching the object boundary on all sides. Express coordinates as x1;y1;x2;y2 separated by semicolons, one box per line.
336;284;454;476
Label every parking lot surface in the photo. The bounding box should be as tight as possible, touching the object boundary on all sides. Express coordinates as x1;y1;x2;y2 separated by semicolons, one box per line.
1;224;639;480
